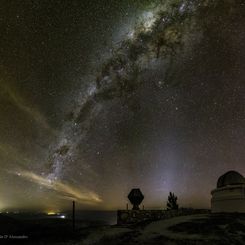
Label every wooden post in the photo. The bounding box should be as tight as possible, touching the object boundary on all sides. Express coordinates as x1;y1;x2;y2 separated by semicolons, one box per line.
72;200;75;231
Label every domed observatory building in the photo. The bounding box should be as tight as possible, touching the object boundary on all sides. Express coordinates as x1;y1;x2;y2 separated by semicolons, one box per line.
211;171;245;213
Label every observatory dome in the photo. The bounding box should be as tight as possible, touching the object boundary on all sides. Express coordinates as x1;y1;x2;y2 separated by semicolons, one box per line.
211;170;245;213
217;171;245;188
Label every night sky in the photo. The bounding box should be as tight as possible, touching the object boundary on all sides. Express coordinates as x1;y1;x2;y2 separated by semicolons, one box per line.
0;0;244;212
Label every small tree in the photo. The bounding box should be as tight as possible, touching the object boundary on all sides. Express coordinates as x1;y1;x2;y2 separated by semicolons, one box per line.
167;192;179;210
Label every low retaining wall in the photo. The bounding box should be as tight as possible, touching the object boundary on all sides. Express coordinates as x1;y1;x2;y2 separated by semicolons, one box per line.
117;209;210;225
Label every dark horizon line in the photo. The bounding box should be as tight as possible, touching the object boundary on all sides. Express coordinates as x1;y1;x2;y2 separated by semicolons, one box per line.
1;207;210;213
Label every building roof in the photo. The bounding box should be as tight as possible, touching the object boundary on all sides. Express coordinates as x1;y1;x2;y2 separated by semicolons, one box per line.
217;171;245;188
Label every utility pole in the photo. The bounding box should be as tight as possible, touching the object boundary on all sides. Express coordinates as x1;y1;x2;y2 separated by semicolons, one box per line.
72;200;75;231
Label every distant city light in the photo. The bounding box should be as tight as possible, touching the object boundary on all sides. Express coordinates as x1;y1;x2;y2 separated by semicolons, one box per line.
60;215;66;219
47;211;56;215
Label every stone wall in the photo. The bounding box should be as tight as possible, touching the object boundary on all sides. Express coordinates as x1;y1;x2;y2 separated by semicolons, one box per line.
117;209;210;225
211;185;245;213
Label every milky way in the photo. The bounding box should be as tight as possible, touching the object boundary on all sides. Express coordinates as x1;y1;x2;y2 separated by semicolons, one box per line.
0;0;244;210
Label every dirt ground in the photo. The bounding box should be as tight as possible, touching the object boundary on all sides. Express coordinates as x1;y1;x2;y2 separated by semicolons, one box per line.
1;213;245;244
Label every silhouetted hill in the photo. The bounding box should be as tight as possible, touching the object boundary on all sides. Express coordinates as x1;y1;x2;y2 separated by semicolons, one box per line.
1;213;245;244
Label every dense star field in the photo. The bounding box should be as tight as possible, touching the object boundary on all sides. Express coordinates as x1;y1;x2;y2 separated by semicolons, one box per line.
0;0;244;211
